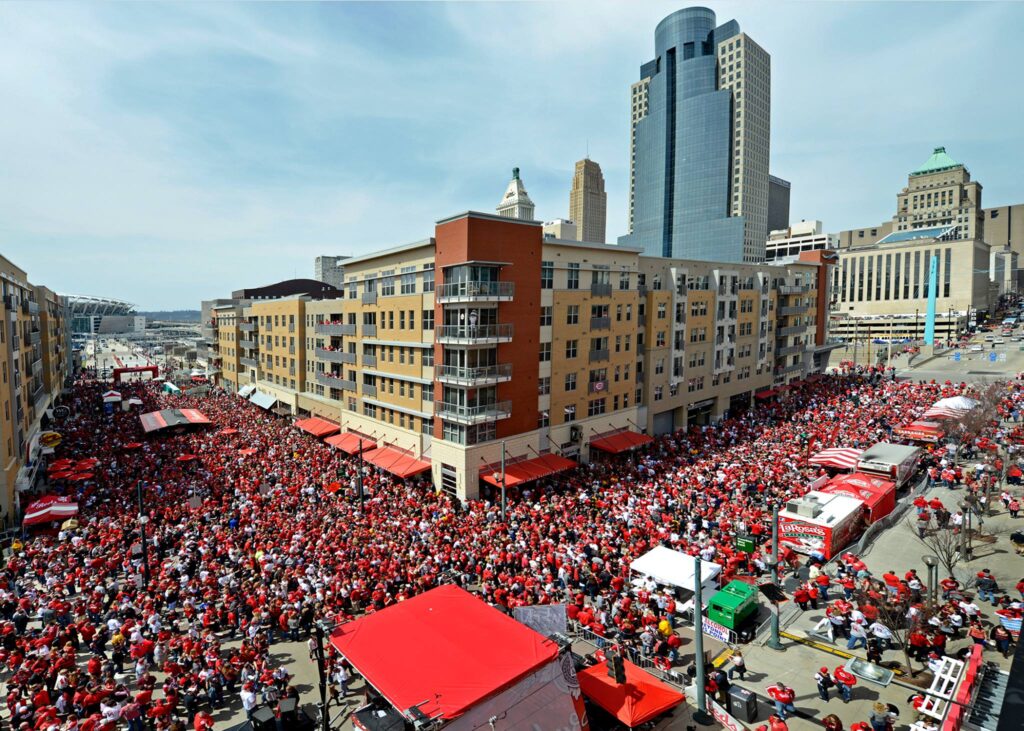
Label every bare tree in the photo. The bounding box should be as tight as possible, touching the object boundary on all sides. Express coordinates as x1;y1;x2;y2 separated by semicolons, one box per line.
852;584;937;678
908;516;962;578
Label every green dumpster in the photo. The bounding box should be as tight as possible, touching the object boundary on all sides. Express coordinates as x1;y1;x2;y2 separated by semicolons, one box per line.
707;580;758;630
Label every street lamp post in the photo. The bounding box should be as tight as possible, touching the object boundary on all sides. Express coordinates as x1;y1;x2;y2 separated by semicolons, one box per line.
136;481;150;588
499;440;507;523
313;621;330;731
692;556;713;725
922;555;939;610
767;505;784;650
357;438;364;511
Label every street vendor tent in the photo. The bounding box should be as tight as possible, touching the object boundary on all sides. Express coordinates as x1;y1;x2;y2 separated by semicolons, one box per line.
808;447;863;470
629;546;721;593
577;659;685;728
820;472;897;523
139;409;212;434
161;382;181;395
923;395;979;420
237;384;256;398
329;586;578;728
101;390;122;403
893;419;945;443
249;391;278;410
23;495;79;526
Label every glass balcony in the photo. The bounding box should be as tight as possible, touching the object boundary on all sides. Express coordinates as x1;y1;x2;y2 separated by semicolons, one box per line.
315;323;355;336
437;323;513;344
435;400;512;424
316;348;356;364
590;282;613;297
588;349;609;363
363;324;378;337
240;357;259;368
590;316;611;330
239;338;256;350
362;292;378;305
361;354;377;367
316;372;356;391
435;363;512;386
437;280;514;303
239;322;256;333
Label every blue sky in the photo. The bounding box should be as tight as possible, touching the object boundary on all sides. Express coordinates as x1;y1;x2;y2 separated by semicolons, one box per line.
1;1;1021;309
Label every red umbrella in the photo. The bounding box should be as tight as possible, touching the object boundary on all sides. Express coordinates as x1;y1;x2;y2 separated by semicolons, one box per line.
176;455;198;462
76;458;100;469
220;428;239;435
68;472;94;481
49;470;75;480
238;448;257;456
48;461;74;472
123;442;143;450
324;481;342;494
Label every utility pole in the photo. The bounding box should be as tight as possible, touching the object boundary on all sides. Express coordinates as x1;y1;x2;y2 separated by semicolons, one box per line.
767;505;784;650
357;438;364;511
314;621;330;731
136;481;150;588
692;556;712;725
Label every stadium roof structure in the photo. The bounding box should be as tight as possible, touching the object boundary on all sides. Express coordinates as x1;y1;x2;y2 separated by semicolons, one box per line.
876;225;958;246
64;294;137;317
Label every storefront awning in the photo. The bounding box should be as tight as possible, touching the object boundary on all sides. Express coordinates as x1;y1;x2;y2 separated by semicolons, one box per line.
249;391;278;410
324;432;377;454
481;453;578;488
589;430;653;454
295;417;340;438
754;388;777;399
361;446;431;479
237;384;256;398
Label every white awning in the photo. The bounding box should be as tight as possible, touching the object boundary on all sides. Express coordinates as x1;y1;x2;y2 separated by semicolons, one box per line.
249;391;278;410
629;546;721;591
238;384;256;398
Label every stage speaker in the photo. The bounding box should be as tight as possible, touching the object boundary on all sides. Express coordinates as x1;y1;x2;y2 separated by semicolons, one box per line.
251;706;276;731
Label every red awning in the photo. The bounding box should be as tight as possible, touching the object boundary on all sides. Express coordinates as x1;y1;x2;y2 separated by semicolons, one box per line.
754;389;778;399
330;586;558;721
589;430;654;454
294;417;340;438
361;446;431;479
481;453;578;488
809;447;864;470
140;409;211;434
578;659;685;728
23;495;79;526
324;432;377;454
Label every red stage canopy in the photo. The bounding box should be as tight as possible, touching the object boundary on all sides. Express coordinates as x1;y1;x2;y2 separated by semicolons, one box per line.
481;454;578;488
361;446;430;478
809;447;864;470
821;472;897;523
893;420;945;443
577;659;685;728
294;417;340;438
330;585;558;721
23;495;79;526
324;432;377;454
139;409;211;434
590;431;654;454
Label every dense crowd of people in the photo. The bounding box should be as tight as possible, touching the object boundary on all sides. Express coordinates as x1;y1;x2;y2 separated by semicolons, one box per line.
1;366;1020;730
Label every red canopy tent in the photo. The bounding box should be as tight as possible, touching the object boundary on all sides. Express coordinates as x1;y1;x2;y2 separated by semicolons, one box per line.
808;447;864;471
139;409;212;434
330;585;560;722
577;659;685;728
589;430;654;454
361;446;430;479
893;420;945;443
480;453;578;488
294;417;340;438
324;432;376;454
820;472;897;523
23;495;79;526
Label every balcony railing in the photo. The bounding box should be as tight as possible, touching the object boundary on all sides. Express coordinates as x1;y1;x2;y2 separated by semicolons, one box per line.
437;323;513;344
362;292;378;305
590;316;611;331
33;386;47;412
588;349;609;363
240;357;258;368
776;325;806;337
239;322;256;333
779;305;809;316
316;348;356;364
435;399;512;424
779;285;809;295
437;280;514;303
590;282;613;297
776;344;803;356
361;354;377;367
588;379;609;394
363;324;378;337
362;383;377;398
315;323;356;336
316;372;355;391
31;357;42;375
239;338;256;350
435;363;512;386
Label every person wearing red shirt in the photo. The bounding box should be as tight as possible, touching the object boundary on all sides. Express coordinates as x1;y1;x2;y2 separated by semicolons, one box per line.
833;666;856;703
766;682;796;719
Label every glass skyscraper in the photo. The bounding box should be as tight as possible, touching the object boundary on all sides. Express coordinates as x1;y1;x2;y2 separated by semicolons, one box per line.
620;7;771;263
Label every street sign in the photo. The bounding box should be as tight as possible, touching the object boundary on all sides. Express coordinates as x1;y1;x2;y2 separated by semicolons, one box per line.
701;616;732;642
990;352;998;362
735;535;756;553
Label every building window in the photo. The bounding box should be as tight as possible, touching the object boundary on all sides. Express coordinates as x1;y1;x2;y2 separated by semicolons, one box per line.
538;376;550;395
381;271;396;296
564;372;577;391
400;266;416;294
567;263;580;290
619;269;630;290
423;264;435;293
563;404;576;423
539;343;551;362
422;310;434;330
565;339;578;358
541;261;553;289
587;398;606;417
566;305;579;325
540;306;552;327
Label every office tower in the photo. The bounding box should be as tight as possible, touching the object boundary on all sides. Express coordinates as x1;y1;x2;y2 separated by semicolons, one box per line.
314;255;349;289
569;158;608;243
496;167;535;221
767;175;791;233
620;6;771;263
